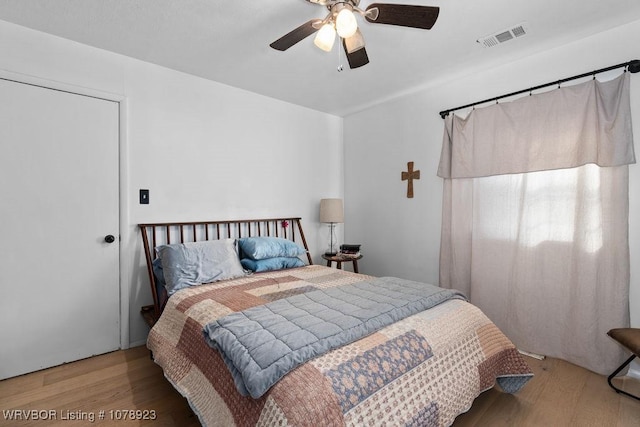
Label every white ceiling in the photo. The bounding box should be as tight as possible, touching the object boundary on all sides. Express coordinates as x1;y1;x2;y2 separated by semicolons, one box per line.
1;0;640;116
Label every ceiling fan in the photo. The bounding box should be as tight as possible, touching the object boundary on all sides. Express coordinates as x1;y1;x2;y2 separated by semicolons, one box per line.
270;0;440;69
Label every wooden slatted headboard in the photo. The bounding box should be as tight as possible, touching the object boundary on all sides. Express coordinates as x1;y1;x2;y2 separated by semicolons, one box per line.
139;217;312;325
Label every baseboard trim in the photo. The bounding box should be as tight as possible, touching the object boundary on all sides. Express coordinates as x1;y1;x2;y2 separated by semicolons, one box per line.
129;339;147;348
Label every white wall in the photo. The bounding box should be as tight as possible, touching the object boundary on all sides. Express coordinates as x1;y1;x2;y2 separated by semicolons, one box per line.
0;20;343;347
344;20;640;374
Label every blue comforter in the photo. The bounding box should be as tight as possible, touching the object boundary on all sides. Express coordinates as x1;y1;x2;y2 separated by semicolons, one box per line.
203;277;465;398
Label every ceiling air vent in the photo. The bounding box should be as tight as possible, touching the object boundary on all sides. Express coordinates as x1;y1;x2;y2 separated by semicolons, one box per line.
477;22;529;48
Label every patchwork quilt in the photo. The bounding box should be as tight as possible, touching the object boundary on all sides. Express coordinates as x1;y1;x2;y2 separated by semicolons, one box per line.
204;277;466;399
147;265;532;426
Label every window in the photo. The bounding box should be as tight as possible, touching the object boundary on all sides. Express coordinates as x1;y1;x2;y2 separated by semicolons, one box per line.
475;164;602;252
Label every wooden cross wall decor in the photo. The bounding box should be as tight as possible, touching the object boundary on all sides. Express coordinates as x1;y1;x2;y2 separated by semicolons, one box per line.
401;161;420;198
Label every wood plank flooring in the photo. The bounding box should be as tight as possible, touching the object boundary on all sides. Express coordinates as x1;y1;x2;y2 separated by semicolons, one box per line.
454;355;640;426
0;346;638;426
0;346;198;427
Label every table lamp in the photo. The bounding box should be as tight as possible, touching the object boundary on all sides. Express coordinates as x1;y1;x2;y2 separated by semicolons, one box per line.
319;198;344;256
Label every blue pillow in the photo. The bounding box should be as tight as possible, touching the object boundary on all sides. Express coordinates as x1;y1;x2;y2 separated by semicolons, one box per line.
240;257;305;272
156;239;248;295
237;237;306;260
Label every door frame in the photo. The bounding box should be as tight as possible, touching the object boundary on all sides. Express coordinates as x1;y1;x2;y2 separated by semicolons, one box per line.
0;69;130;350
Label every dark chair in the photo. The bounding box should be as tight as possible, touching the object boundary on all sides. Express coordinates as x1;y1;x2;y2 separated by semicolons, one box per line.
607;328;640;401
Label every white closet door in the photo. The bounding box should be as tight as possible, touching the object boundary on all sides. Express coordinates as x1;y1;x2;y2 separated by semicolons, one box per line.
0;78;120;379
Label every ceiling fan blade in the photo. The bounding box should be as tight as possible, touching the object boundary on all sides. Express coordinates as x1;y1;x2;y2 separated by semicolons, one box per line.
270;20;322;51
365;3;439;30
342;40;369;69
344;28;366;54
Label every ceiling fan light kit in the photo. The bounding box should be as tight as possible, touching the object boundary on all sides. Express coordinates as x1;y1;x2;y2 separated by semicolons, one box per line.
314;23;337;51
270;0;440;69
335;5;358;38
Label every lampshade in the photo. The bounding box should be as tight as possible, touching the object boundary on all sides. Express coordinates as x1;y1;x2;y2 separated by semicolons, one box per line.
314;23;336;52
320;198;344;223
336;7;358;38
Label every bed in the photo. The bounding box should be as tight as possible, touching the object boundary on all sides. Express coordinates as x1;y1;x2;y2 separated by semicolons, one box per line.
140;217;532;426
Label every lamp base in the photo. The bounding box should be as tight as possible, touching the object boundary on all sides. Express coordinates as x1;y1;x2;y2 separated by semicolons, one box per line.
325;222;339;257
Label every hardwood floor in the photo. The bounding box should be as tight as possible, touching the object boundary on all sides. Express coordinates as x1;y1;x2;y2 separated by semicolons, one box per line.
0;346;198;427
454;355;640;427
0;346;638;426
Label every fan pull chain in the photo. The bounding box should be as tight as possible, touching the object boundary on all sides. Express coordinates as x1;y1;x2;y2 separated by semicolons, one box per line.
337;38;344;72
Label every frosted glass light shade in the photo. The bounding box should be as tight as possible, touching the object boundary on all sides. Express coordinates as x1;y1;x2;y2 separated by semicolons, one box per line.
314;24;336;52
336;8;358;38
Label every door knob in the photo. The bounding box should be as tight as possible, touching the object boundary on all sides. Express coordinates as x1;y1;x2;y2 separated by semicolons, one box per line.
104;235;116;243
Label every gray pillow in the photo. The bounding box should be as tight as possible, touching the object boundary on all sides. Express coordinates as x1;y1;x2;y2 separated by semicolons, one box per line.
152;257;168;306
156;239;248;295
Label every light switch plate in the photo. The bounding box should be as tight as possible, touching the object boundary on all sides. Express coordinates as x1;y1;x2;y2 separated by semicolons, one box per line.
140;189;149;204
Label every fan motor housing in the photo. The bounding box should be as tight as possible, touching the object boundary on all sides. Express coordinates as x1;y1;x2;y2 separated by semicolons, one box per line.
306;0;360;8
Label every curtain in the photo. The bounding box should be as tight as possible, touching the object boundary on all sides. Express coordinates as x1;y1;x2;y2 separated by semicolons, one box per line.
438;73;635;375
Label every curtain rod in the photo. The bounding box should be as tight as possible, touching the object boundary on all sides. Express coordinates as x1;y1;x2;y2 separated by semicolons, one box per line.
439;59;640;119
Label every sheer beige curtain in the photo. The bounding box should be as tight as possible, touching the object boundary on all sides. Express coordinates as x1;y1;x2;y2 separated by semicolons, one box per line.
438;73;635;375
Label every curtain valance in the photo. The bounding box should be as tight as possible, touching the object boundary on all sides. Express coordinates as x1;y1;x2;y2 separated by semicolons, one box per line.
437;72;635;179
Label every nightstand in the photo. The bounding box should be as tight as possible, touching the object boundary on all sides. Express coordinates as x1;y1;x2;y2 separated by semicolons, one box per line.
322;253;363;273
